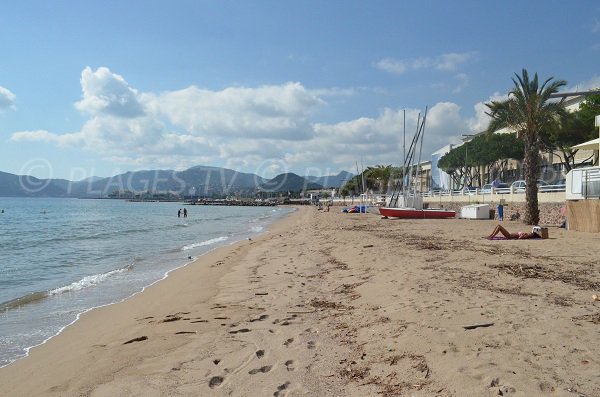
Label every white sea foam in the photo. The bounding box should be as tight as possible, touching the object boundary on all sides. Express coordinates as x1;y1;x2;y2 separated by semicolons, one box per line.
181;236;228;251
1;200;294;368
48;267;130;295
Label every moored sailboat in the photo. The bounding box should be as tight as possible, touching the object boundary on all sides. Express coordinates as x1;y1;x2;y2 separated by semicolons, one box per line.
379;107;455;219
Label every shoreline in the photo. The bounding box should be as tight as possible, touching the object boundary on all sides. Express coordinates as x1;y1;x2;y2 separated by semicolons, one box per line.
0;206;306;396
0;206;293;370
1;207;598;396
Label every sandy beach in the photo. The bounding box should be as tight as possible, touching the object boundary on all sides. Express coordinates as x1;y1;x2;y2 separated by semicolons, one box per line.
1;206;599;396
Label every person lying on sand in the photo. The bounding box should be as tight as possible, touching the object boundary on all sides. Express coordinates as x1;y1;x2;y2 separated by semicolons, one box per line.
487;224;541;240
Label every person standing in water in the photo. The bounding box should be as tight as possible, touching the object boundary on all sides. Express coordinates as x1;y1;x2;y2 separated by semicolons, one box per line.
183;208;188;218
178;209;182;218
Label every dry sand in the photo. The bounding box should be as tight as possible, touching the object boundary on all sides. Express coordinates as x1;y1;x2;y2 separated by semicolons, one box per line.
1;206;599;396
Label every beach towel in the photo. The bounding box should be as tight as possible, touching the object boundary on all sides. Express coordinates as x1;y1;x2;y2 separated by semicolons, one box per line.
485;236;542;240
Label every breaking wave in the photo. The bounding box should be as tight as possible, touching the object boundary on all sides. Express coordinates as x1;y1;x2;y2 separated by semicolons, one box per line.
49;266;131;295
181;236;229;251
0;265;133;312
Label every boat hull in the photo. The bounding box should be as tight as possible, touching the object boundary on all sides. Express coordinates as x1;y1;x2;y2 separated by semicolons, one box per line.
379;207;456;219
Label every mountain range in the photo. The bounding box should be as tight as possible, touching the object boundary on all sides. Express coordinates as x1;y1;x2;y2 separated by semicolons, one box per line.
0;167;353;198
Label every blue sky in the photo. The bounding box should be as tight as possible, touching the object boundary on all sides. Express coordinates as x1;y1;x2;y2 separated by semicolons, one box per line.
1;0;599;180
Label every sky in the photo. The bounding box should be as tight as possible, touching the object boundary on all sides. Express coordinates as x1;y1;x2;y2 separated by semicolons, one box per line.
1;0;600;180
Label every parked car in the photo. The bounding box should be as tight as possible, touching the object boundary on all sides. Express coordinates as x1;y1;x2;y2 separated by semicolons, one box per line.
540;178;566;192
462;186;478;195
480;184;493;194
496;182;510;192
481;182;510;194
511;179;549;193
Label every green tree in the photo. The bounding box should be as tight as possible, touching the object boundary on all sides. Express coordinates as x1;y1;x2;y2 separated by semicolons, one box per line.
340;165;404;197
363;164;393;193
486;69;566;225
578;92;600;125
541;92;600;171
438;133;524;187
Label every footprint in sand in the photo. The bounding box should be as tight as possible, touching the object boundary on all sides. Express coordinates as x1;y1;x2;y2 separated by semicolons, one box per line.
162;316;182;323
123;336;148;345
248;365;272;375
284;360;295;371
213;359;221;365
283;338;294;347
229;328;251;334
256;350;265;358
209;376;224;388
307;341;316;349
273;381;290;396
250;314;269;322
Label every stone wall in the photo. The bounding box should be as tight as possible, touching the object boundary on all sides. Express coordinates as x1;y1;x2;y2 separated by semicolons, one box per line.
430;201;565;226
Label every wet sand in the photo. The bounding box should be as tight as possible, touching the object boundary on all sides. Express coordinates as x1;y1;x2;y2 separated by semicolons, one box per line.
1;207;599;396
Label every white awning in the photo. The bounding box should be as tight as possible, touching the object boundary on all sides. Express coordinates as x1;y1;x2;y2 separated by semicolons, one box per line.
572;137;600;150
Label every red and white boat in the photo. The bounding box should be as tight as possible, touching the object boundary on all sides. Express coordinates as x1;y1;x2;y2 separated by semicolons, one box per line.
379;207;456;219
379;106;456;220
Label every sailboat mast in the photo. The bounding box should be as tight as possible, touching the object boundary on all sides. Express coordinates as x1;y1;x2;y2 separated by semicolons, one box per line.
403;108;406;187
407;113;421;197
414;106;428;198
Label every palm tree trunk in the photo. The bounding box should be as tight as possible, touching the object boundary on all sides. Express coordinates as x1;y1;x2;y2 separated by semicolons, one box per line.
523;133;540;225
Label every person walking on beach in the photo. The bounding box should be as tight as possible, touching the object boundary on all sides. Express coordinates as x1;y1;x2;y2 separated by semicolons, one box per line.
183;208;188;218
178;209;182;218
497;202;504;221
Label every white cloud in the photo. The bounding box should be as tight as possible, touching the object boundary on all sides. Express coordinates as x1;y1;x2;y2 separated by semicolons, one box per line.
467;92;506;133
452;73;470;93
153;82;322;140
375;58;407;75
424;102;468;149
566;75;600;92
11;130;58;142
0;86;16;112
375;52;475;75
11;129;84;148
310;87;357;97
75;66;145;118
10;67;327;176
10;66;502;178
304;103;469;172
435;53;474;71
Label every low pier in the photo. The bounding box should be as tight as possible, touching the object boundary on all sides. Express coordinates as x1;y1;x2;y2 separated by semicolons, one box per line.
187;199;277;207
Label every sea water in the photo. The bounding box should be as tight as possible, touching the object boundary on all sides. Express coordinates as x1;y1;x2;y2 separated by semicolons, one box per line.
0;197;292;367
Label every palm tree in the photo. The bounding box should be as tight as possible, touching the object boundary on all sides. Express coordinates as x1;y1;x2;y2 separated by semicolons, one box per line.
364;164;393;193
485;69;566;225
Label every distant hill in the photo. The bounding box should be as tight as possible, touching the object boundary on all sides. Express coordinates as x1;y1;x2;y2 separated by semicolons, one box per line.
0;166;352;197
259;173;323;193
69;166;266;197
305;171;354;188
0;171;67;197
